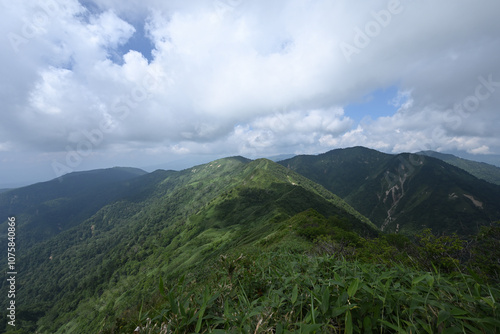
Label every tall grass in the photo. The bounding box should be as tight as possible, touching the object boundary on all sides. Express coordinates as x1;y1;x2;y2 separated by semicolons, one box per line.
135;251;500;333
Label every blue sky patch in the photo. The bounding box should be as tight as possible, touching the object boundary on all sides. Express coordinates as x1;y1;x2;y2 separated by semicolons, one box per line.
344;85;400;123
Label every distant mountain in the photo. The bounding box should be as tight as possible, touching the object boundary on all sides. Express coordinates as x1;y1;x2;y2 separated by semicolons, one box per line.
279;146;500;235
451;151;500;168
0;167;148;249
265;153;296;162
141;155;225;172
0;157;376;332
0;188;11;194
418;151;500;185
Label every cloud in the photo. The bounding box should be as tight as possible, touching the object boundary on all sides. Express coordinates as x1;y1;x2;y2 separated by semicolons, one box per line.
467;145;491;155
229;108;353;155
1;0;500;183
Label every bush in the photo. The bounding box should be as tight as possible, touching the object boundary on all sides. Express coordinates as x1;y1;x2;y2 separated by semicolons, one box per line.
468;222;500;282
415;229;464;273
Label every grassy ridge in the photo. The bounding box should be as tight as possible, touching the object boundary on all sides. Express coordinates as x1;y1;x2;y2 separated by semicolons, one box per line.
1;157;376;333
126;216;500;333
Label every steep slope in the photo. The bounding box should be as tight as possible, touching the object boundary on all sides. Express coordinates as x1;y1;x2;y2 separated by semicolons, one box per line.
418;150;500;185
279;147;500;235
0;167;149;250
279;146;392;198
0;157;375;333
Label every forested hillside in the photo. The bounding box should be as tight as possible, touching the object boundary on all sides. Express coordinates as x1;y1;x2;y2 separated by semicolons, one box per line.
418;150;500;185
0;167;148;251
1;157;375;332
279;147;500;235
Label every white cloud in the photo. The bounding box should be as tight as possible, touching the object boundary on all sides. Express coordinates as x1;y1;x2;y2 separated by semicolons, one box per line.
1;0;500;182
468;145;491;155
88;10;135;48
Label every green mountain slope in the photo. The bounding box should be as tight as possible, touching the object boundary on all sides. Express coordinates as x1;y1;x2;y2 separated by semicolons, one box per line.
279;147;500;235
418;150;500;185
0;167;148;250
0;157;376;333
278;146;392;198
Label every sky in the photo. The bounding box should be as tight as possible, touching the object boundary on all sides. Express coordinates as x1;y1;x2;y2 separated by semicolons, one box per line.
1;0;500;187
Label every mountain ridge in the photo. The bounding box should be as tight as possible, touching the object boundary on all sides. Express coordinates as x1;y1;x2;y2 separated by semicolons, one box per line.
279;147;500;235
0;167;149;250
1;156;378;332
417;150;500;185
2;151;500;333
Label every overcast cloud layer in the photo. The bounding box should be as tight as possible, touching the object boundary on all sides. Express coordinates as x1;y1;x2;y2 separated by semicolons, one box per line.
1;0;500;185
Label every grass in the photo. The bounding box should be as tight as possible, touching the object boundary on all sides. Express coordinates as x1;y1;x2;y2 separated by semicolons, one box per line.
133;251;500;334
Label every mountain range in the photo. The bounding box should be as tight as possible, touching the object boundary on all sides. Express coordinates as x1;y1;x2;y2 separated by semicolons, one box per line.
0;156;377;332
417;150;500;185
1;147;499;332
278;147;500;235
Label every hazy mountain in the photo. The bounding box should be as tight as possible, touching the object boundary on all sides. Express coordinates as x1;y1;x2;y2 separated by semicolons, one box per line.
418;150;500;185
265;153;296;162
450;151;500;168
279;147;500;235
0;167;148;249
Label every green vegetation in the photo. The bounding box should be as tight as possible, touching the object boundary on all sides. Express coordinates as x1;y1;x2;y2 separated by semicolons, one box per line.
279;147;500;235
0;167;149;250
0;157;375;333
126;223;500;334
418;150;500;185
1;154;499;333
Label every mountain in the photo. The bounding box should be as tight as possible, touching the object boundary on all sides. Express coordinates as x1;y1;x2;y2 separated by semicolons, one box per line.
452;151;500;168
418;150;500;185
141;155;224;172
0;157;376;333
0;167;148;250
265;153;296;162
279;147;500;235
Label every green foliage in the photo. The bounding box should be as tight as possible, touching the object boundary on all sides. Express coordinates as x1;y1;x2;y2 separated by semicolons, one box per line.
382;233;413;250
136;251;500;333
356;237;412;266
467;222;500;282
293;209;372;247
1;158;379;333
419;150;500;185
0;167;150;252
415;229;465;272
279;147;500;236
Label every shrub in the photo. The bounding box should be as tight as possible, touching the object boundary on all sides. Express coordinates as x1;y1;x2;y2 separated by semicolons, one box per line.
468;222;500;282
415;229;464;273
